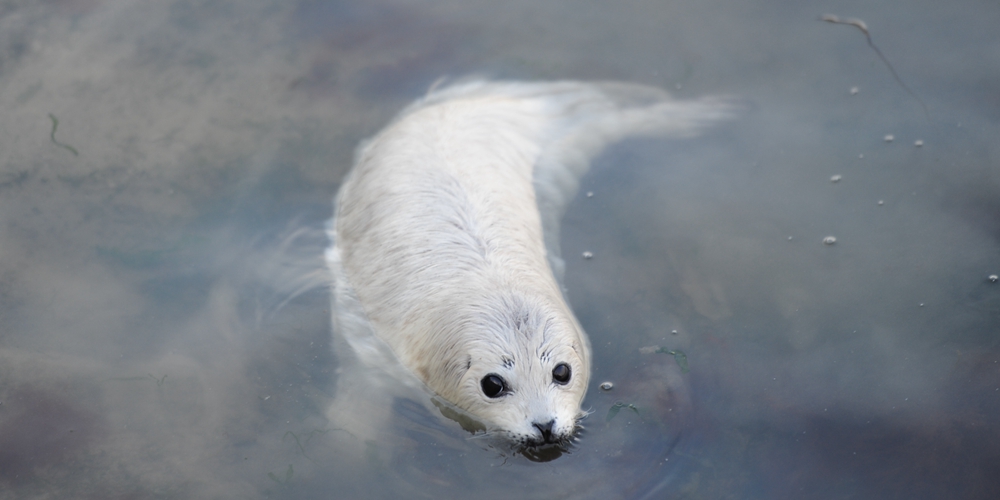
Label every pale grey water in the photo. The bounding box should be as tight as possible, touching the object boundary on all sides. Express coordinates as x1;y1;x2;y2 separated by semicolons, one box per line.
1;0;998;498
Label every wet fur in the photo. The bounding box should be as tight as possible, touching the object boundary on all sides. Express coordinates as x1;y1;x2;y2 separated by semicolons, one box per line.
327;80;733;446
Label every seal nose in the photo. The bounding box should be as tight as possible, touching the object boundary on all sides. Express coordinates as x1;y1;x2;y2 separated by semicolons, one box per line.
533;419;555;443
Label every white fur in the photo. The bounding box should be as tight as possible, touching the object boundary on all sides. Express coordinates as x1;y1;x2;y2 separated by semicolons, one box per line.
327;79;734;446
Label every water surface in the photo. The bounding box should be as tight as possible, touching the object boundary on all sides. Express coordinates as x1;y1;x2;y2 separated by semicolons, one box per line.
0;0;998;498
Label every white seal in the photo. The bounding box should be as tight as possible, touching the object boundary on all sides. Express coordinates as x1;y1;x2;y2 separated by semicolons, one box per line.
327;80;733;448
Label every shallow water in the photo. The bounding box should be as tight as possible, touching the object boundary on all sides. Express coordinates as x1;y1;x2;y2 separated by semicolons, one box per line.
1;0;998;498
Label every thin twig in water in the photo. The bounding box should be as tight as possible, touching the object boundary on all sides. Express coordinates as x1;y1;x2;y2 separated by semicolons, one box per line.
821;14;929;118
48;113;79;156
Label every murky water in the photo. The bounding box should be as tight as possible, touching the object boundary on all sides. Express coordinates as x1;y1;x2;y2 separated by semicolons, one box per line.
1;0;998;498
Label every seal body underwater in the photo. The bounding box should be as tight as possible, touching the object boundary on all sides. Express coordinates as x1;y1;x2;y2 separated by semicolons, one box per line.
326;80;733;448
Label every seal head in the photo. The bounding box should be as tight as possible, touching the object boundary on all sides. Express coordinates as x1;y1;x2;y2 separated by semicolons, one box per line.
432;290;589;447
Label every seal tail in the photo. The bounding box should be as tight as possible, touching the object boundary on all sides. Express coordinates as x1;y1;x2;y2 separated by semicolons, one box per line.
417;80;738;280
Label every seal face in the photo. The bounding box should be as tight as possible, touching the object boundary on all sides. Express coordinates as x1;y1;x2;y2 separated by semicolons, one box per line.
328;80;733;448
443;290;588;447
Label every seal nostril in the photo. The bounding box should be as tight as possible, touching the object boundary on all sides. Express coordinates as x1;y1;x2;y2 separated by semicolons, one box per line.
533;419;555;443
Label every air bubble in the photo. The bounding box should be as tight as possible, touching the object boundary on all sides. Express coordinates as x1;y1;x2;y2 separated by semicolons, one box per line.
600;382;614;391
822;236;837;245
582;251;593;259
988;275;998;283
914;140;924;147
884;134;894;142
671;329;678;335
877;200;884;206
830;174;842;183
586;191;594;198
850;86;859;95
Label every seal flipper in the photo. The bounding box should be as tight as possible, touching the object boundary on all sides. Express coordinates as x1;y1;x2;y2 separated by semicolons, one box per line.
524;82;737;282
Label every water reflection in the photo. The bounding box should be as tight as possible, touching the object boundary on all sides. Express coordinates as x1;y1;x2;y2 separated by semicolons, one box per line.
0;0;998;498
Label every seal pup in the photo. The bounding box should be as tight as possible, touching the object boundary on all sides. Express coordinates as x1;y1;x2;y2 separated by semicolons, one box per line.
326;80;733;449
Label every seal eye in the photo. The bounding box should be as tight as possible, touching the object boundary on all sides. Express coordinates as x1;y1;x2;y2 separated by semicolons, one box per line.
552;363;571;385
481;374;506;398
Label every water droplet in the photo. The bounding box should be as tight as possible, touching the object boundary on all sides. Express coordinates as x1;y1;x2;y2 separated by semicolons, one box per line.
850;86;859;95
877;200;884;206
585;191;594;198
884;134;894;142
582;251;593;259
600;382;614;391
823;236;837;245
830;174;842;183
988;274;998;283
